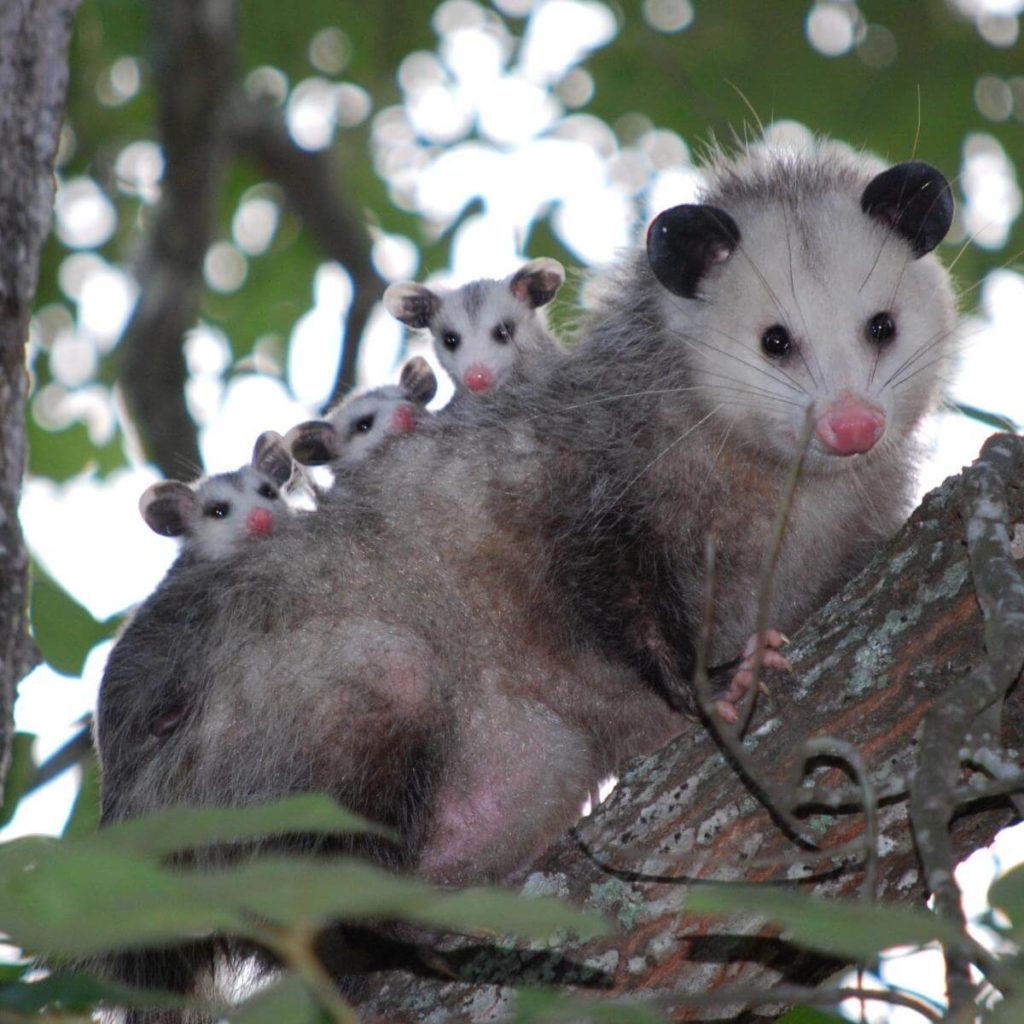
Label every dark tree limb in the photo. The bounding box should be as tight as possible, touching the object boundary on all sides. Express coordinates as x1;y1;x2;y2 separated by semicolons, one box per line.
0;0;79;795
118;0;238;480
358;435;1024;1022
228;92;386;408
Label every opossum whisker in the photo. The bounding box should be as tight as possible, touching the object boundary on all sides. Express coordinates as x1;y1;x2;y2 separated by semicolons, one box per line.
952;247;1024;304
890;351;957;392
664;318;807;396
692;382;805;409
611;404;725;506
880;321;963;390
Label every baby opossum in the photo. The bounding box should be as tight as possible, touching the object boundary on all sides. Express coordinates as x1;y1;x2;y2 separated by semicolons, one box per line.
284;355;437;482
139;431;296;561
96;139;957;1011
384;258;565;395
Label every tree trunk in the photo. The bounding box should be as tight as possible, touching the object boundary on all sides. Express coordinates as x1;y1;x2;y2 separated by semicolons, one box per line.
0;0;80;798
358;434;1024;1022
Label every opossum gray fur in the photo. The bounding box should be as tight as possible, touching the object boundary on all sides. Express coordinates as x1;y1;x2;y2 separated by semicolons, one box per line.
96;138;957;1012
384;258;565;395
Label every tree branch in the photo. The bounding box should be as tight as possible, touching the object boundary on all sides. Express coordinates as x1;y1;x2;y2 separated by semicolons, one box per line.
0;0;79;795
228;92;385;407
118;0;238;480
358;435;1024;1021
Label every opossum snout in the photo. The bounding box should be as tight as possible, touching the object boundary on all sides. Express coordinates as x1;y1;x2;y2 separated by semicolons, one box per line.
392;403;418;434
246;506;275;538
815;394;886;456
464;365;494;393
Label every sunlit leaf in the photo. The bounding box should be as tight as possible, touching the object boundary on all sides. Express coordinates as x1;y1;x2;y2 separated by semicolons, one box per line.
775;1007;846;1024
228;974;325;1024
685;885;963;961
190;858;608;941
97;793;388;857
0;733;37;829
515;988;666;1023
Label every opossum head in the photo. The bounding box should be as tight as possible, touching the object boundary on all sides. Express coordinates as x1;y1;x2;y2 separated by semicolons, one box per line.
384;258;565;395
139;431;294;559
646;144;956;472
285;356;437;471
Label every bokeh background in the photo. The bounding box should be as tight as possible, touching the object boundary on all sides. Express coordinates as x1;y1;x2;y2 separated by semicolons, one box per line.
4;2;1023;1017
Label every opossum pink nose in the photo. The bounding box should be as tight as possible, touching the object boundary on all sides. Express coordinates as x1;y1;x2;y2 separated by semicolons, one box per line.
246;507;274;538
815;396;886;455
392;404;417;434
464;365;494;393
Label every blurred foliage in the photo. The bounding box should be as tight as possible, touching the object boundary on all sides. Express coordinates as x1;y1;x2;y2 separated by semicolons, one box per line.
8;0;1024;1019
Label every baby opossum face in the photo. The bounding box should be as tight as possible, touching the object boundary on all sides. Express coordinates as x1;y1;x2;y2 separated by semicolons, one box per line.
140;431;294;560
285;356;437;472
648;157;956;472
384;258;564;395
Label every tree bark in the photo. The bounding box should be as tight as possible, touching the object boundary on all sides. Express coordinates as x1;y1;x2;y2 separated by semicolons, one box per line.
358;434;1024;1022
0;0;80;798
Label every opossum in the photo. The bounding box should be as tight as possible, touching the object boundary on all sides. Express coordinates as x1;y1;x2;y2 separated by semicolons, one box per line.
139;431;296;561
384;258;565;395
284;355;437;484
96;139;957;1011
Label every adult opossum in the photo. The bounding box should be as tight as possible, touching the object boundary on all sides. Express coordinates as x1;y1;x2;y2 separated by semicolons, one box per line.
95;138;957;1006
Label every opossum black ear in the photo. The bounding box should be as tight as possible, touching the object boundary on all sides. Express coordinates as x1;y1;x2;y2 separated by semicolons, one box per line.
284;420;339;466
399;356;438;406
647;204;740;298
384;283;439;329
861;161;953;257
252;430;294;487
510;257;565;308
140;481;195;537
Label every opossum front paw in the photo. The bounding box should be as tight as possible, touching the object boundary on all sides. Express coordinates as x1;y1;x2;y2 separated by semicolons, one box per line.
714;629;791;724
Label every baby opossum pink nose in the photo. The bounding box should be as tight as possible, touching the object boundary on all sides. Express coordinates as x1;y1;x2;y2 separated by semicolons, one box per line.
815;396;886;455
464;365;494;393
246;507;274;538
392;404;418;434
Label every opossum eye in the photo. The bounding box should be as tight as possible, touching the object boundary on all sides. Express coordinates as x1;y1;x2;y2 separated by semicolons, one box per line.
257;483;278;500
203;501;230;519
761;324;792;358
442;331;461;351
492;321;515;344
867;312;896;345
352;413;376;436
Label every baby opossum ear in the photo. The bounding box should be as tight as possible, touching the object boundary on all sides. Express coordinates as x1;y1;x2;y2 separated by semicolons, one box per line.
510;257;565;308
139;481;195;537
284;420;339;466
251;430;294;488
860;161;953;257
384;283;440;329
399;355;438;406
646;205;741;298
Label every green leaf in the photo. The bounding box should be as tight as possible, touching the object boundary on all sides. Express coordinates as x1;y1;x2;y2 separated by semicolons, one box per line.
96;793;388;858
228;974;325;1024
515;988;667;1023
685;885;962;961
0;733;37;829
29;563;116;676
62;748;101;839
775;1008;847;1024
0;837;242;955
190;858;608;941
0;971;189;1014
987;862;1024;942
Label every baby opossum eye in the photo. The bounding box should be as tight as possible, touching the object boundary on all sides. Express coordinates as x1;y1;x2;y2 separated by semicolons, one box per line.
203;501;230;519
256;483;278;500
351;413;376;436
761;324;792;359
492;321;515;344
442;331;461;351
867;312;896;345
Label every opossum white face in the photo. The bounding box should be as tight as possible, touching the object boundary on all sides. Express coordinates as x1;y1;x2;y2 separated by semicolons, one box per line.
139;431;293;560
647;152;957;471
384;258;565;395
285;356;437;472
